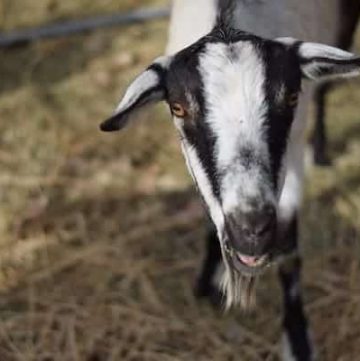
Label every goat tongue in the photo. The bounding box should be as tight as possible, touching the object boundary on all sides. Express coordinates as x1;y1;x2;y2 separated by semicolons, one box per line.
237;255;264;267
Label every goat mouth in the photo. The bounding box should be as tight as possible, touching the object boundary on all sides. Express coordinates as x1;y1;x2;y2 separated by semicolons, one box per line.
231;252;269;275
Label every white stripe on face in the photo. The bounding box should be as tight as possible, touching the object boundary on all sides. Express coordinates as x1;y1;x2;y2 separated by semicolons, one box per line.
199;41;275;214
180;138;225;233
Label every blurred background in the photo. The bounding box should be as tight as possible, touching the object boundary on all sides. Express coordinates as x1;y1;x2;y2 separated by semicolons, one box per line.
0;1;359;360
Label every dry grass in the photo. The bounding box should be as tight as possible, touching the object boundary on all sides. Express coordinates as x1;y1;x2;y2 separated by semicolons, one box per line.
0;1;359;360
0;0;165;30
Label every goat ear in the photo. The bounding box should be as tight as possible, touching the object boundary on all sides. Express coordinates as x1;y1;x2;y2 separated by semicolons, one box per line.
298;42;360;80
100;56;171;132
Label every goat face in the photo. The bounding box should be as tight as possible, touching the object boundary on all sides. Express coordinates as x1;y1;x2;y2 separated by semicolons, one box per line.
101;27;360;278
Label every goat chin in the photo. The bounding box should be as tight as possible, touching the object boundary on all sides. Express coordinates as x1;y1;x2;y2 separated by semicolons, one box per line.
221;266;257;310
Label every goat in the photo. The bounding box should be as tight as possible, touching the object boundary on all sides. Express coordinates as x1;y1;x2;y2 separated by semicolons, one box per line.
167;0;360;167
100;1;360;359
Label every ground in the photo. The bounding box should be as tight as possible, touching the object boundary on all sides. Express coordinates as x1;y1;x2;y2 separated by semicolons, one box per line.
0;1;359;360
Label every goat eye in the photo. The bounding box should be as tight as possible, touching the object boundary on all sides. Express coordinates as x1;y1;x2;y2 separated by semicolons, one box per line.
170;102;187;118
288;93;298;107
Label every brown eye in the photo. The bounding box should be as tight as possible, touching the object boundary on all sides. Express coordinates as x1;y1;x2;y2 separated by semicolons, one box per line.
170;102;187;118
288;93;298;107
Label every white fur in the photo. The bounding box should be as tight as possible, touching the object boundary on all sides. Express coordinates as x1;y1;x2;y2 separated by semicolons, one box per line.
299;42;356;60
166;0;217;55
299;42;360;80
115;70;158;112
115;56;171;114
278;38;360;80
199;41;275;216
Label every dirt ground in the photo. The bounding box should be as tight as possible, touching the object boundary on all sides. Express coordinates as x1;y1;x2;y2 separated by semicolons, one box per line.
0;1;359;360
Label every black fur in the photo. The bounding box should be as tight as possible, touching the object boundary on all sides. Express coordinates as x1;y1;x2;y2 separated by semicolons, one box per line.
216;0;237;27
313;82;332;165
261;41;302;189
166;42;222;200
237;146;268;172
278;216;313;361
194;224;223;307
280;264;313;361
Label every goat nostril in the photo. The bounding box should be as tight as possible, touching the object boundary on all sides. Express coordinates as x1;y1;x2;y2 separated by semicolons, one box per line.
242;227;252;239
226;206;276;244
245;206;276;238
256;217;273;236
256;208;276;236
263;205;276;218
